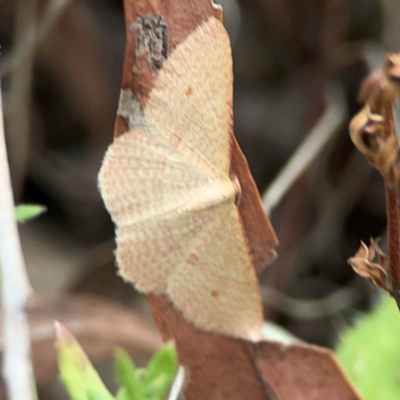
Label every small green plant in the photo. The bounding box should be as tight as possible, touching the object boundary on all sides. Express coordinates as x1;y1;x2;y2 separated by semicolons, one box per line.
115;344;178;400
336;294;400;400
15;204;46;223
56;323;179;400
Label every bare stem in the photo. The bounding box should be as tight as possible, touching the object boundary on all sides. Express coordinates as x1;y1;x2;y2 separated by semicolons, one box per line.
383;104;400;309
386;185;400;308
168;367;186;400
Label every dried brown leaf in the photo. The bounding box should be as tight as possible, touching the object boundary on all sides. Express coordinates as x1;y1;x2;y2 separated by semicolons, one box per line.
348;241;390;289
149;294;362;400
349;105;400;183
370;237;390;272
256;341;362;400
114;1;359;400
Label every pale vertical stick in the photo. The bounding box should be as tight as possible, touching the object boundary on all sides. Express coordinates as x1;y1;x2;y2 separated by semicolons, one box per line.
0;82;34;399
6;0;36;198
168;366;186;400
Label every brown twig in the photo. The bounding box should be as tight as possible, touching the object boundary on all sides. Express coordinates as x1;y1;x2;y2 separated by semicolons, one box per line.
384;103;400;307
386;185;400;307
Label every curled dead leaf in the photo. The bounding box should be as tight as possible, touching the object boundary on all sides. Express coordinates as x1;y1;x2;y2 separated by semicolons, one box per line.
349;105;400;185
348;240;390;290
348;257;388;288
350;53;400;186
349;106;382;153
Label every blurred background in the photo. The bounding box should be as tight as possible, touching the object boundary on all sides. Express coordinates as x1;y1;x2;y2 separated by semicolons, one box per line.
1;0;399;397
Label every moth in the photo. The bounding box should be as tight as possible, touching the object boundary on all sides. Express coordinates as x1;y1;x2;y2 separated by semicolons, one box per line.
99;17;263;340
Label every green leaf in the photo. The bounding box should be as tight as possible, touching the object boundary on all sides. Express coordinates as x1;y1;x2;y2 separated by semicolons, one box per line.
115;348;144;400
336;294;400;400
56;322;115;400
116;388;130;400
15;204;46;223
143;342;178;400
144;375;171;400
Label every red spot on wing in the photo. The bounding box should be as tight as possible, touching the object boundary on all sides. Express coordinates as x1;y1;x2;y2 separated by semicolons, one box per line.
185;86;193;96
